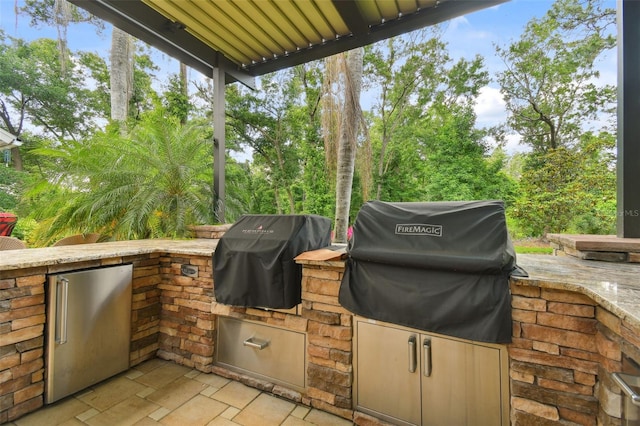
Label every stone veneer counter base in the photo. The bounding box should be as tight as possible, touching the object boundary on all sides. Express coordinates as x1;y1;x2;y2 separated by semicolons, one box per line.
6;243;638;330
515;254;640;328
4;239;640;425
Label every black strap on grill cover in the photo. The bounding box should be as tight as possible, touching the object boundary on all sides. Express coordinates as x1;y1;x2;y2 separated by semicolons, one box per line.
214;214;331;309
339;200;521;343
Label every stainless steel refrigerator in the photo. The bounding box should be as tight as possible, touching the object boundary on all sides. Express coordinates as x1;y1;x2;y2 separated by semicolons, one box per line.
46;264;132;403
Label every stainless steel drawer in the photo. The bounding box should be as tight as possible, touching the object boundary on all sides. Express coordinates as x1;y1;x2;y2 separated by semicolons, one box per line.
216;317;306;390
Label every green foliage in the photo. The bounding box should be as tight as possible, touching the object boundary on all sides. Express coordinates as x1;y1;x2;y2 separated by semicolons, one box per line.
3;0;618;243
12;217;38;245
0;166;26;211
224;161;278;222
130;46;160;119
497;0;617;236
163;74;191;124
26;109;214;244
364;32;512;206
418;106;517;203
297;64;335;218
0;32;108;141
511;132;616;236
227;70;305;214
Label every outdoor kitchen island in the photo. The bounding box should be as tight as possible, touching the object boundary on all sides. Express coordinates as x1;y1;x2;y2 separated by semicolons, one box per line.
2;234;640;425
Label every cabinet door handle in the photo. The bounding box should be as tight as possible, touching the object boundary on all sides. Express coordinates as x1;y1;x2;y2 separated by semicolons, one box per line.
243;337;269;350
408;335;417;373
423;338;432;377
56;277;69;345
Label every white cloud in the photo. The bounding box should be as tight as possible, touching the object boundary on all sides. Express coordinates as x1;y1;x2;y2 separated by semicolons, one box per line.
485;133;528;156
474;86;506;127
504;133;528;155
447;16;469;31
473;86;531;155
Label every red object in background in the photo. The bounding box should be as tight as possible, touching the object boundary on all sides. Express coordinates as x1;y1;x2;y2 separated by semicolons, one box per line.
0;212;17;236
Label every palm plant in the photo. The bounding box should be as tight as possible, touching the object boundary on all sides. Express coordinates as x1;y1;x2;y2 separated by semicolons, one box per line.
27;110;214;244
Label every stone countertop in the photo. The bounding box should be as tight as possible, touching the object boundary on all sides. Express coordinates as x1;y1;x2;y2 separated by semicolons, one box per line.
516;254;640;327
0;238;218;271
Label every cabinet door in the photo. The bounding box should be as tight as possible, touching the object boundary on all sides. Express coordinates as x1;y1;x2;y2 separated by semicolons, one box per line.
421;334;503;426
356;321;421;425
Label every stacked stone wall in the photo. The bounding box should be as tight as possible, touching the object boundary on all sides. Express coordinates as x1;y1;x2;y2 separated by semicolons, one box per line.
509;282;624;425
0;266;46;423
301;262;353;419
128;253;162;366
157;254;214;371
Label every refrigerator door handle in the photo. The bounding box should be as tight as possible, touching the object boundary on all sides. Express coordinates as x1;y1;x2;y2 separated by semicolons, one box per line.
56;277;69;344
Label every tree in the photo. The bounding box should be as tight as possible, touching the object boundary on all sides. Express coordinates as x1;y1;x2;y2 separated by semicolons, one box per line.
512;132;615;236
0;33;106;169
0;166;26;211
333;48;364;243
418;105;516;203
26;109;213;244
226;71;304;214
297;62;335;218
110;27;133;122
364;31;447;200
496;0;617;236
496;0;616;151
21;0;104;73
362;31;510;205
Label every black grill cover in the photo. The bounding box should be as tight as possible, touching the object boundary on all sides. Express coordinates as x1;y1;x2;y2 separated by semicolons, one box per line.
339;200;522;343
214;214;331;309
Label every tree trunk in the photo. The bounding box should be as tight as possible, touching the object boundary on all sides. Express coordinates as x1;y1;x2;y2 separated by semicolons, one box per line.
376;132;390;200
110;27;133;123
9;147;22;170
180;62;188;125
334;48;364;243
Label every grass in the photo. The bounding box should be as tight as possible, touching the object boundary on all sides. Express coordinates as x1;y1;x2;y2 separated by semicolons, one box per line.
512;237;553;255
514;245;553;254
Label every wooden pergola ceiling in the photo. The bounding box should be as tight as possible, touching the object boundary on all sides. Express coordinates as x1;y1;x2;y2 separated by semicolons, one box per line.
69;0;507;87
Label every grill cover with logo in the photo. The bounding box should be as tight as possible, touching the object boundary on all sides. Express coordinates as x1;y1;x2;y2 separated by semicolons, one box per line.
339;200;523;343
214;214;331;309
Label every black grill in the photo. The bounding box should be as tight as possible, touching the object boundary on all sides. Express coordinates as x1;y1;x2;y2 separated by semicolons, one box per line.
213;214;332;309
339;200;525;343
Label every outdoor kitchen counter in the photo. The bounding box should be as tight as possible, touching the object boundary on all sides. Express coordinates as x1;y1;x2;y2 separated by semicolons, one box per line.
3;243;640;424
295;253;640;330
3;243;639;326
515;253;640;328
0;238;218;271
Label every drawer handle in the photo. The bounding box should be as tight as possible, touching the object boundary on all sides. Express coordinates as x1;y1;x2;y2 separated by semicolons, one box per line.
243;337;270;350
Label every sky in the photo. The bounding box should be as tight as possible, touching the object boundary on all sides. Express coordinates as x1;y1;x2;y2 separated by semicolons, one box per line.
0;0;617;155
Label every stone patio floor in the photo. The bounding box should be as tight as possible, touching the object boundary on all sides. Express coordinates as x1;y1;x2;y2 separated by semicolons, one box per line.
9;359;353;426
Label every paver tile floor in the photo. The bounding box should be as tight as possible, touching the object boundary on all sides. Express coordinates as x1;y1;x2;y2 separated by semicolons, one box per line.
9;359;353;426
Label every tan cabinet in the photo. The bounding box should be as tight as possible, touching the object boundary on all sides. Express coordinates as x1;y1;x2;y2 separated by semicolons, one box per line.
355;318;509;426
